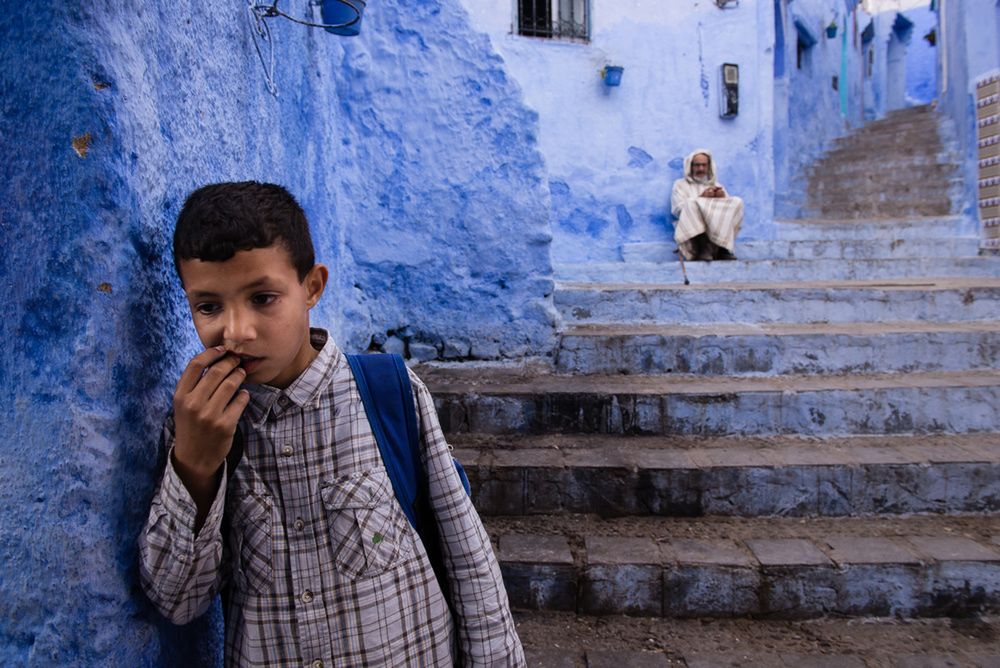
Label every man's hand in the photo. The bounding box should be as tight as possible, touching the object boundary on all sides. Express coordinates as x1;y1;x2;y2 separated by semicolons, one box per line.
700;186;725;198
171;347;251;526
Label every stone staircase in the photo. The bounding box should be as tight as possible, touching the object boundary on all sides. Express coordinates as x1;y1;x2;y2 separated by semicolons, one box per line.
802;103;962;219
415;216;1000;664
414;109;1000;665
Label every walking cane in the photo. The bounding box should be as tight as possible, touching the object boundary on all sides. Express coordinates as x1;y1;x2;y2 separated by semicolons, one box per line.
675;248;691;285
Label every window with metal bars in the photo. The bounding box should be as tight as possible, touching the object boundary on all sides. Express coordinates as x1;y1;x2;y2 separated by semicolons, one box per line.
517;0;589;41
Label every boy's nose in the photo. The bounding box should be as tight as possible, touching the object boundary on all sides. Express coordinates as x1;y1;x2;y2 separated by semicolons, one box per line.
223;308;256;348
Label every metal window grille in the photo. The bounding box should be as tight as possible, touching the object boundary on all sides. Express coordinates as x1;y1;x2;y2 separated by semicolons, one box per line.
517;0;589;41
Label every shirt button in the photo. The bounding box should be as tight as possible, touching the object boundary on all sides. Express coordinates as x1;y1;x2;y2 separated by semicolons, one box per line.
301;590;314;604
281;444;294;457
311;661;324;668
277;395;290;408
294;518;305;531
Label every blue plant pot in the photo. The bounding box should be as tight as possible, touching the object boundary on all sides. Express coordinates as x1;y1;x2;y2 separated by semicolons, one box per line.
322;0;366;36
826;25;837;38
603;65;624;87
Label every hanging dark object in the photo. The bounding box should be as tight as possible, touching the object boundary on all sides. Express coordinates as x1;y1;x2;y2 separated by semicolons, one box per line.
924;28;936;46
251;0;367;36
826;20;838;39
247;0;368;96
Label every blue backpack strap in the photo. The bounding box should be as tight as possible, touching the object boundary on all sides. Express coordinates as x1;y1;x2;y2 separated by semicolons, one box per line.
345;353;421;531
345;352;472;606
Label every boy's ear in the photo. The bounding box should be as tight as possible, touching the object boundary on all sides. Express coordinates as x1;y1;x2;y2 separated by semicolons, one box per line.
304;263;328;309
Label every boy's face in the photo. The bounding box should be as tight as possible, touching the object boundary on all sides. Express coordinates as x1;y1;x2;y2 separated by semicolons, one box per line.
178;245;328;389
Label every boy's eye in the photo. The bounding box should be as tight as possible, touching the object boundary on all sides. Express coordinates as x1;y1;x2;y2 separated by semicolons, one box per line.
194;303;220;316
251;293;278;306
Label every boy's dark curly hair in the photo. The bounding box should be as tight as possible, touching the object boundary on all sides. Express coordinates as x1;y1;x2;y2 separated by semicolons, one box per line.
173;181;315;281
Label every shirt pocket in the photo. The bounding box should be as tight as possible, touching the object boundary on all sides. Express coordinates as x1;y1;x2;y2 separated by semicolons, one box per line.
320;470;413;580
228;486;274;595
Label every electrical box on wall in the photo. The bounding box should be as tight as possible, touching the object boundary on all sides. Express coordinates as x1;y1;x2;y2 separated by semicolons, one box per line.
720;63;739;118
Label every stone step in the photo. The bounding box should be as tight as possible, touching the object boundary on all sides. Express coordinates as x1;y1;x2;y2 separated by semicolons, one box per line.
822;145;946;164
807;160;955;178
805;191;955;207
554;321;1000;376
820;134;947;152
825;115;944;139
810;152;957;175
809;203;955;219
554;258;1000;284
810;206;956;220
622;237;982;262
421;366;1000;436
773;216;971;240
808;177;961;196
553;277;1000;325
834;128;942;147
515;611;1000;668
491;512;1000;620
453;433;1000;517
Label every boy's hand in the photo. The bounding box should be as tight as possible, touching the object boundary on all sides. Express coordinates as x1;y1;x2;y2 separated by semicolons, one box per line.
171;347;250;510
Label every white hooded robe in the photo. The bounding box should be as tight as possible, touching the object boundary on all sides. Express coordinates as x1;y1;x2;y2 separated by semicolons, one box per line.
671;148;744;259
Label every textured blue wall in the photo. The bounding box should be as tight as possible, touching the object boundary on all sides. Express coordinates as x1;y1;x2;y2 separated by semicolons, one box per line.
775;0;870;218
464;0;780;258
467;0;872;252
903;4;937;105
0;1;552;664
937;0;1000;226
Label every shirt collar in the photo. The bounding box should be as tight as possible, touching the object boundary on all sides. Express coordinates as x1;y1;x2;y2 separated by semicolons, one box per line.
244;328;341;428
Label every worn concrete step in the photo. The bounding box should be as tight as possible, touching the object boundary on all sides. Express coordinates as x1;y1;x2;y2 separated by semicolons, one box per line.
807;201;955;218
453;433;1000;517
492;512;1000;620
555;257;1000;284
818;149;948;168
828;131;943;150
622;237;982;262
805;151;944;171
807;163;956;182
516;611;1000;668
823;120;945;143
773;216;972;240
554;321;1000;376
806;192;954;208
833;129;942;148
554;277;1000;325
808;179;960;198
806;199;956;216
421;366;1000;436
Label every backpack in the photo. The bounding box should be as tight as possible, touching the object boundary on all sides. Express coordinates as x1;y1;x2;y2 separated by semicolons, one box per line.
345;352;472;590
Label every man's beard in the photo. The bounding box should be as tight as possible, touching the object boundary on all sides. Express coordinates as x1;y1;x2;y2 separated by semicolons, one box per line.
692;174;711;184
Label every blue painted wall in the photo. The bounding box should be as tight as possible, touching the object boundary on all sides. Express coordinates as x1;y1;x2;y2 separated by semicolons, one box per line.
0;1;553;664
464;0;780;258
466;0;874;249
902;4;937;105
773;0;871;218
936;0;1000;229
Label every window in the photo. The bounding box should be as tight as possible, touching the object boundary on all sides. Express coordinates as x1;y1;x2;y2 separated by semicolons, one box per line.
518;0;589;41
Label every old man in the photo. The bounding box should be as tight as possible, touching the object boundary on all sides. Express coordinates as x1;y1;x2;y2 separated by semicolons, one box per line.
671;148;744;261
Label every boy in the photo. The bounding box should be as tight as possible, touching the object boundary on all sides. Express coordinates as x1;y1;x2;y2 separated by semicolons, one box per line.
139;182;525;667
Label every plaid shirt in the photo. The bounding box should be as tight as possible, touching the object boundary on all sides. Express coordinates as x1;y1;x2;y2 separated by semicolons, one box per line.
139;329;524;667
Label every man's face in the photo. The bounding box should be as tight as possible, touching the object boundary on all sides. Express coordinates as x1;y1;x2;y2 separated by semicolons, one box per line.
178;245;327;389
691;153;711;180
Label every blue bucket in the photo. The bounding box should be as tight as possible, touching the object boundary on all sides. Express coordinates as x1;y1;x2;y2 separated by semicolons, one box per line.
603;65;624;87
321;0;366;36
